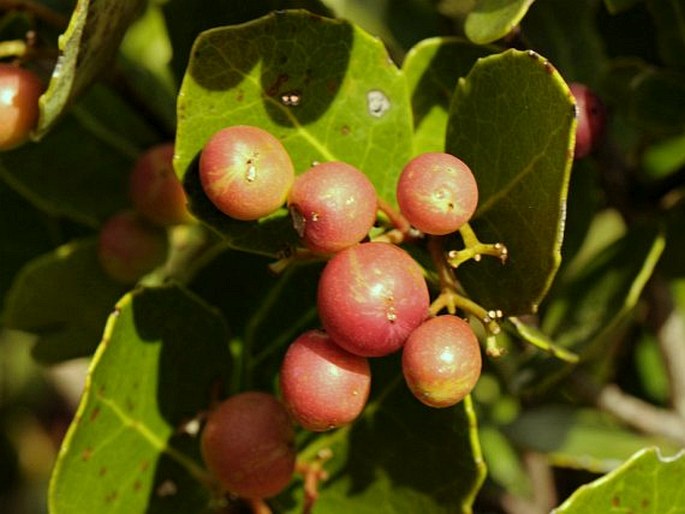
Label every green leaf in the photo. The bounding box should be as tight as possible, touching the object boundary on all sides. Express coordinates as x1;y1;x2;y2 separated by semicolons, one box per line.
403;37;497;154
49;285;231;514
506;407;680;473
630;69;685;134
162;1;332;84
552;447;685;513
2;239;127;363
646;0;685;69
521;0;608;87
175;10;413;256
446;49;576;315
277;367;486;514
0;84;159;226
36;0;146;136
0;180;55;311
464;0;536;45
543;224;665;351
603;0;644;14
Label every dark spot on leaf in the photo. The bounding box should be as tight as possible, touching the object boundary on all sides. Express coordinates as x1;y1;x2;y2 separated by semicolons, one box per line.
236;89;244;102
327;79;339;95
97;385;106;397
340;125;350;136
81;447;93;461
89;406;100;422
126;397;135;411
267;73;289;97
543;60;555;74
133;480;142;492
99;466;107;477
140;460;150;472
641;498;649;508
104;490;118;504
612;495;620;507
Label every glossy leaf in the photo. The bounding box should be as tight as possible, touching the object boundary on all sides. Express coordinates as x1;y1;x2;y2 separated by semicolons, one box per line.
646;0;685;69
552;447;685;513
36;0;146;135
175;10;413;256
446;49;576;315
275;364;486;513
403;37;497;154
0;84;159;226
464;0;536;44
505;407;679;473
2;239;127;363
49;285;231;514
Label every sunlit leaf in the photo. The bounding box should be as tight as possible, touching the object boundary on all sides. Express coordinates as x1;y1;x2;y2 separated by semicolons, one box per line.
48;285;231;513
552;447;685;513
36;0;146;136
175;10;413;256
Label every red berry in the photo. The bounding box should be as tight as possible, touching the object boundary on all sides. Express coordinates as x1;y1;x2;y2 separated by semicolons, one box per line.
200;392;296;499
569;82;607;159
402;315;482;408
396;152;478;235
97;210;168;284
129;142;192;226
317;242;430;357
199;125;294;220
0;64;43;151
288;161;377;254
280;330;371;431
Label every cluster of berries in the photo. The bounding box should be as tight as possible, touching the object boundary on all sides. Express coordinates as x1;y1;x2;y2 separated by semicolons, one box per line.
196;124;485;500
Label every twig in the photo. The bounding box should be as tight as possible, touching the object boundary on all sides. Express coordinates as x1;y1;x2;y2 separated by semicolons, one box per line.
573;374;685;446
646;275;685;418
0;0;69;29
500;451;556;514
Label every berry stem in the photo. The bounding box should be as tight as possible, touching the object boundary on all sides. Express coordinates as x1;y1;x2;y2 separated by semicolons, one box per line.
427;236;503;338
376;196;412;233
447;222;508;269
268;247;324;274
296;448;333;514
0;40;27;60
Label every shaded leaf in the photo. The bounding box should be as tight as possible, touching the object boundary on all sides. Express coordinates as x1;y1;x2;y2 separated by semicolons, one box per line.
515;224;665;395
2;239;127;363
464;0;536;45
646;0;685;69
543;224;665;350
0;180;55;311
36;0;146;136
403;37;497;154
175;10;413;256
630;68;685;134
446;49;576;315
522;0;608;88
552;447;685;513
604;0;644;13
0;84;160;226
162;0;332;84
48;285;231;514
276;363;486;513
506;407;680;473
